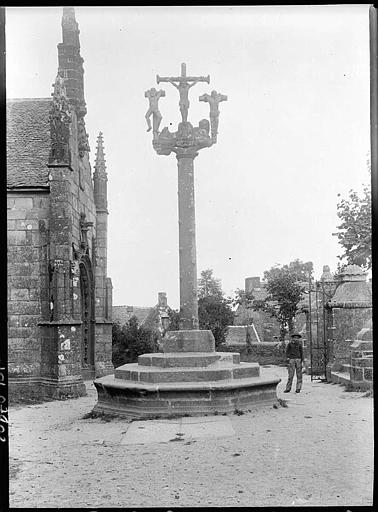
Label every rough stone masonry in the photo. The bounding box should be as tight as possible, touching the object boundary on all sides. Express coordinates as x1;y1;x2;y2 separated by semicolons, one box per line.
7;8;113;400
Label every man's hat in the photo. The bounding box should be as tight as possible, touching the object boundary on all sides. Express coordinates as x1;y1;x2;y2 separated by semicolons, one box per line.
291;332;302;338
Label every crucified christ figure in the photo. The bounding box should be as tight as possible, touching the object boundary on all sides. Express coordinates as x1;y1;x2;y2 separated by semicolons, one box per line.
157;63;210;123
166;78;201;123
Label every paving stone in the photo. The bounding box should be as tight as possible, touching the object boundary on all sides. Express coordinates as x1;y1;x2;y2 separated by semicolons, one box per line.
8;368;374;508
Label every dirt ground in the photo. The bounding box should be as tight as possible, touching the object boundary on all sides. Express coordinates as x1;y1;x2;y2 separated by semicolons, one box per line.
8;366;373;508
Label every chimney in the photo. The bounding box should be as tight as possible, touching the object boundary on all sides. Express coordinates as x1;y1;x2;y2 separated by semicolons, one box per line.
158;292;167;307
245;277;261;292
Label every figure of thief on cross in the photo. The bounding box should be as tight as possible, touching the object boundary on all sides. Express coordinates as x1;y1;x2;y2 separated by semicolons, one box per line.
284;332;304;393
144;87;165;133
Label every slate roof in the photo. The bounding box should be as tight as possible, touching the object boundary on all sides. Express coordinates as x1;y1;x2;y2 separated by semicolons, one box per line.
112;306;153;326
7;98;52;188
330;281;372;304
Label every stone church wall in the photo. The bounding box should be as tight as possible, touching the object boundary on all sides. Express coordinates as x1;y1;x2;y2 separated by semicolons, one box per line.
7;8;113;399
7;192;50;388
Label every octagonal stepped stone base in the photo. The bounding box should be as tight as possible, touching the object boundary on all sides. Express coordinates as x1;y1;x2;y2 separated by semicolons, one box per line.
115;359;260;383
93;330;281;419
137;351;240;368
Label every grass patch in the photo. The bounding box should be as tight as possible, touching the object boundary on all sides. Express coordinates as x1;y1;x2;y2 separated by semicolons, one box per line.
277;398;288;408
10;395;55;406
81;410;118;422
344;382;372;393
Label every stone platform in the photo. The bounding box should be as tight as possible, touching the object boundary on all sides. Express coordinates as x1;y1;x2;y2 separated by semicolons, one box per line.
93;330;281;419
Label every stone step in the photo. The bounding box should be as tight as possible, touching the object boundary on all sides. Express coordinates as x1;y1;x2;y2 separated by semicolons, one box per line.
115;361;260;384
97;372;278;392
138;351;240;368
330;370;351;386
341;363;351;373
93;372;281;419
162;329;215;353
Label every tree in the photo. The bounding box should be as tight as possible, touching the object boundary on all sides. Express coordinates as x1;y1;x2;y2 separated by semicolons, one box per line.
198;268;223;299
198;295;235;348
166;307;181;331
335;184;371;270
253;260;312;342
284;259;314;282
167;269;234;347
197;269;234;347
112;316;160;367
233;289;255;310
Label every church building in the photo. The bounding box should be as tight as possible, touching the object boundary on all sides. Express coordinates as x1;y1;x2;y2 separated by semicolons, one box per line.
7;8;113;399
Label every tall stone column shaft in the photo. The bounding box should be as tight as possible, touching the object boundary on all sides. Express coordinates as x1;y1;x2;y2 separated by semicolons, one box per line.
177;152;199;329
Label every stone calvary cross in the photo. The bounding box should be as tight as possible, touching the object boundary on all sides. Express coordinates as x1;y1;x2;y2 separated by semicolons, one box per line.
91;65;279;418
145;63;227;330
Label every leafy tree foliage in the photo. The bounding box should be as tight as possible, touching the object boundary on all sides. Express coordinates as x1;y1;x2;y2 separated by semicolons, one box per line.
112;316;160;367
198;295;235;348
166;307;181;331
198;269;223;299
233;289;255;309
197;269;234;347
335;185;371;270
253;260;312;341
284;259;314;282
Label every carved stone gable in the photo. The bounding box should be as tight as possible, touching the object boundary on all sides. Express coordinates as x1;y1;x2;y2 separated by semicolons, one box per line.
48;74;72;165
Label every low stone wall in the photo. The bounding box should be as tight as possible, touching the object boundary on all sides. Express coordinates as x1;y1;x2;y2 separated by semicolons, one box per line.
219;342;287;366
225;326;248;345
349;339;373;389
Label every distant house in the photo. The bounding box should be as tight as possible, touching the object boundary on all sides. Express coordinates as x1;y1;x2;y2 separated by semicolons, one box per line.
233;277;281;342
112;305;152;326
113;292;171;336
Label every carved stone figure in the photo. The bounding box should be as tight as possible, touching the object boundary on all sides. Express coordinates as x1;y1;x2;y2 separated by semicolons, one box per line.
177;121;194;141
199;90;228;139
79;212;93;254
78;116;90;157
144;87;166;134
49;74;72;163
197;118;210;138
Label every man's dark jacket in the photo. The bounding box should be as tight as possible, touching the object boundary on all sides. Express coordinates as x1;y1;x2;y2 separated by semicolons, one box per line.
286;339;303;361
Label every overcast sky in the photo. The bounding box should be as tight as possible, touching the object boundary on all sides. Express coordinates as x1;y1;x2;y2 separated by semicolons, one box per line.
6;5;371;308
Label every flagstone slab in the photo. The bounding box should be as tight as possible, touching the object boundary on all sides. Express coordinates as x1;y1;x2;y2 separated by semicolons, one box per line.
120;416;235;445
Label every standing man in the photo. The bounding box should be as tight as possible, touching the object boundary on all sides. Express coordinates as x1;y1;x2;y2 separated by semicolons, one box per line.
284;333;304;393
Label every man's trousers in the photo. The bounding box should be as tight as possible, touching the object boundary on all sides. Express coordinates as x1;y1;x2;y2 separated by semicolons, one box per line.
285;358;303;392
